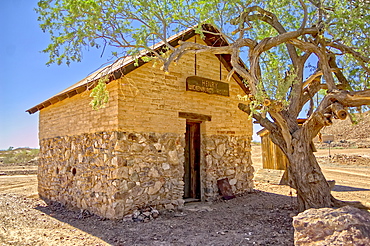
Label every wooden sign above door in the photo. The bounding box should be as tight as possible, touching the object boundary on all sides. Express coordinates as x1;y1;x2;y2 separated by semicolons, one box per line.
186;76;229;97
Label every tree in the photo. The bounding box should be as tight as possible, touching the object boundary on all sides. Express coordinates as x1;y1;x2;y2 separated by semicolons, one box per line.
36;0;370;211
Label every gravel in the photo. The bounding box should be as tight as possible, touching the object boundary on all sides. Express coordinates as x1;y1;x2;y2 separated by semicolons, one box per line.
0;182;297;246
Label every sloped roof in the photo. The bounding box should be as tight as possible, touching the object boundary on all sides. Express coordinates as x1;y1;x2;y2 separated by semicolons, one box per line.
26;24;249;114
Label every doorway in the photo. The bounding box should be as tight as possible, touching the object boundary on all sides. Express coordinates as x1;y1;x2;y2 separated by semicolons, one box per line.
184;121;201;200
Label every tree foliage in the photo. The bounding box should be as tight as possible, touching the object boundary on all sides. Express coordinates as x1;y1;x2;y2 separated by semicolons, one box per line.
36;0;370;210
89;76;109;110
36;0;370;102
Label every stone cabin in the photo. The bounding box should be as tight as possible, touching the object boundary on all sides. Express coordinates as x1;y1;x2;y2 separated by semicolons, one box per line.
27;25;254;219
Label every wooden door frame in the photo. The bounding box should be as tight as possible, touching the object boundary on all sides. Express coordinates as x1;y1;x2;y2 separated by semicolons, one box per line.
184;120;201;199
179;112;211;201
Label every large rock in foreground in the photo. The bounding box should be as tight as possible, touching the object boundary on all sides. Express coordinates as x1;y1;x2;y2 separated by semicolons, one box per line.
293;206;370;246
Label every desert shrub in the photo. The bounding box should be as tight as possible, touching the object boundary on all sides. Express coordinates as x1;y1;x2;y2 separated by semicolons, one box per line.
0;149;39;164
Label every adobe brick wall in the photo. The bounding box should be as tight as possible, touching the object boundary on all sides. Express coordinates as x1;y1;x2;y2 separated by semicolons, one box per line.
39;81;120;139
115;37;251;136
39;37;251;138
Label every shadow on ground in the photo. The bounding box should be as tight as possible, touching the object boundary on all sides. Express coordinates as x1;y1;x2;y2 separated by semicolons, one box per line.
34;190;296;246
332;185;370;192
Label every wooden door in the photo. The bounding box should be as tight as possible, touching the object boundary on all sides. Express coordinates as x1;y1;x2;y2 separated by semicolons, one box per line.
184;122;201;199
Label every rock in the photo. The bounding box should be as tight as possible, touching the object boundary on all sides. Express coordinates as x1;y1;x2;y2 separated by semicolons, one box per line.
225;169;235;175
217;144;226;156
148;181;162;195
142;211;152;217
132;210;144;222
148;167;160;178
229;178;237;186
162;163;170;170
122;214;132;222
130;143;144;152
165;204;175;210
174;212;187;217
293;206;370;246
131;207;159;222
152;209;160;218
168;150;179;164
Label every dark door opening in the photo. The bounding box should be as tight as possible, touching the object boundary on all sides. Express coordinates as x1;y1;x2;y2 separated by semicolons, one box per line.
184;121;201;199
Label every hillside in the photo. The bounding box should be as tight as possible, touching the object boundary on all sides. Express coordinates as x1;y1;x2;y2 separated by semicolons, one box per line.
318;111;370;148
0;148;39;166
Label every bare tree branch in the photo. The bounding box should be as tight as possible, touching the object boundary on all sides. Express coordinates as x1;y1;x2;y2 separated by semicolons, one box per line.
238;6;301;66
303;88;370;140
298;0;308;30
289;38;336;91
327;42;370;74
327;42;370;63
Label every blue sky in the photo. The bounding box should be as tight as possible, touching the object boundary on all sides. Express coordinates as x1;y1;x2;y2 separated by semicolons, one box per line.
0;1;116;149
0;1;264;150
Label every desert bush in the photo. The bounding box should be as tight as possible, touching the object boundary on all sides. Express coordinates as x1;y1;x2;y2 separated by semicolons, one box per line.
0;149;39;164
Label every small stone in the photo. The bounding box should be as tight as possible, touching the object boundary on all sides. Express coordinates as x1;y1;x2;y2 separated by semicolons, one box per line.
162;163;170;170
217;144;226;156
148;181;162;195
165;204;175;210
142;211;152;217
229;178;237;186
205;155;213;166
151;209;160;218
168;150;179;164
132;210;140;219
122;214;132;222
153;143;162;150
225;169;235;175
174;212;187;217
131;143;144;152
148;168;160;178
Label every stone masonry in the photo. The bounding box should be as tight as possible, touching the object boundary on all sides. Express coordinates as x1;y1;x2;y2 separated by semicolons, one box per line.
39;131;253;219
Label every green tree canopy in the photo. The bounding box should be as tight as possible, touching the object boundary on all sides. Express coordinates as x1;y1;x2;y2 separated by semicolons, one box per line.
36;0;370;108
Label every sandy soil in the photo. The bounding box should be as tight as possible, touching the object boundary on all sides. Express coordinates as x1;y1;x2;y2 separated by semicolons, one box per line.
253;145;370;207
0;146;369;246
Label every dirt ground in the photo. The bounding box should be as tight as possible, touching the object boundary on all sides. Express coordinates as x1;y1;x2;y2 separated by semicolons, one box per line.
0;146;369;246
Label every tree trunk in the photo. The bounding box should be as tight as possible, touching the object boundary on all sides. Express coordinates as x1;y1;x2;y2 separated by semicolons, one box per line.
284;135;333;212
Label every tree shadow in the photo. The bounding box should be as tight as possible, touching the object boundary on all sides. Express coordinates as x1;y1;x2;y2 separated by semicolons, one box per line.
33;190;296;246
332;185;370;192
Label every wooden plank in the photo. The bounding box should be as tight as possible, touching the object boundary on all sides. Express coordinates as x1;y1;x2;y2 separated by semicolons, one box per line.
186;76;229;97
191;122;201;199
184;122;201;199
179;112;211;121
184;124;191;198
275;145;287;170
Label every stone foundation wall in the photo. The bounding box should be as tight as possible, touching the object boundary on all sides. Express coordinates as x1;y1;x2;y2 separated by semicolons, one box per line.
39;131;253;219
202;135;254;200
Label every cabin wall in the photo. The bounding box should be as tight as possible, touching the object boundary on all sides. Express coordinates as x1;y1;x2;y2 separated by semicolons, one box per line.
39;81;120;139
116;37;251;136
37;36;254;219
38;131;185;218
38;131;253;219
260;132;288;170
